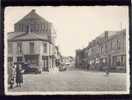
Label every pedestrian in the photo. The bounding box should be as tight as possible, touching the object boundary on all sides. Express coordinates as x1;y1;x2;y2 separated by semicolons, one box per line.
16;64;24;87
105;66;110;76
8;64;16;89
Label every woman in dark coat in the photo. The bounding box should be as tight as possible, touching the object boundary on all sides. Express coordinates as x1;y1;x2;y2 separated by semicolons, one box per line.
8;64;16;89
16;64;24;87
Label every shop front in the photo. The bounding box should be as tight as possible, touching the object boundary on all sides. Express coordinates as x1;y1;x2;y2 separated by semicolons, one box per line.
24;55;39;66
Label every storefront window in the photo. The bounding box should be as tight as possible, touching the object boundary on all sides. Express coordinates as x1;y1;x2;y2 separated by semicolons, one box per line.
96;58;99;64
113;56;117;66
101;58;105;63
17;56;23;62
116;56;122;66
25;55;38;66
113;55;125;66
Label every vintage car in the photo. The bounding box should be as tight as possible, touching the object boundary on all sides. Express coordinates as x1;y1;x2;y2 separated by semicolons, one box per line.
14;62;41;74
59;65;67;71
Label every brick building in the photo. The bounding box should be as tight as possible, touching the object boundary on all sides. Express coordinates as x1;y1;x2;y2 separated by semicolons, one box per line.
75;29;126;72
7;9;61;72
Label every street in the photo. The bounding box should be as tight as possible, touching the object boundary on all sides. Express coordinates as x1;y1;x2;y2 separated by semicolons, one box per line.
8;66;127;92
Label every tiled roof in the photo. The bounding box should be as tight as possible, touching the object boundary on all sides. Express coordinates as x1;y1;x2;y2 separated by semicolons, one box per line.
9;32;48;41
15;9;50;25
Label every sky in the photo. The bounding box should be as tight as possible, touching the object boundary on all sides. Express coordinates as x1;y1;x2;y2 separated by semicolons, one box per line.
5;6;128;57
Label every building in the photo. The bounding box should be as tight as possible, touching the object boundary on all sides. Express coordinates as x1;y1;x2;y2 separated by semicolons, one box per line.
75;29;126;72
61;56;75;66
75;49;85;69
7;9;61;72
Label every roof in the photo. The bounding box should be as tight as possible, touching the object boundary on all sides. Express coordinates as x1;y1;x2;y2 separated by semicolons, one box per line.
9;32;48;41
8;32;25;40
87;29;126;48
108;30;124;38
15;9;50;25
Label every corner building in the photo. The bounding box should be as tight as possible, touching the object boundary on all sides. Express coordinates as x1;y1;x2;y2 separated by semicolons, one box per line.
8;9;58;71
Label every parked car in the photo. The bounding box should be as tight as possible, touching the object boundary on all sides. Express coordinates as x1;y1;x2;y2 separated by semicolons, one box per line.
59;65;67;71
23;64;42;74
14;62;41;74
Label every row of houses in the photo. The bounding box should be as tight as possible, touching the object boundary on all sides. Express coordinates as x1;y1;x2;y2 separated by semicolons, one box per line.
7;9;62;72
75;29;126;72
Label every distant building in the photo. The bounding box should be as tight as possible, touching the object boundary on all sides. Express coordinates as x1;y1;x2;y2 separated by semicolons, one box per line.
8;9;61;72
75;29;126;72
75;49;85;68
61;56;75;66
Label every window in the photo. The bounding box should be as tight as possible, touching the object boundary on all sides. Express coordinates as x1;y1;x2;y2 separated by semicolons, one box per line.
30;42;34;54
113;56;117;65
36;24;38;32
113;55;124;66
43;43;47;53
101;46;103;53
8;42;13;54
121;55;126;66
17;42;22;54
30;24;33;32
42;24;45;32
21;24;23;32
17;56;23;62
18;24;21;31
25;55;38;66
117;40;120;49
116;56;122;66
45;24;48;32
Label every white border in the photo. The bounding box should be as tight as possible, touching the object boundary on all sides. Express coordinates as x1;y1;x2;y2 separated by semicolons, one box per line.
4;6;130;95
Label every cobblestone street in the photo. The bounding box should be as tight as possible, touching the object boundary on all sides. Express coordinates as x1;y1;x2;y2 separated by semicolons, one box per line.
8;67;127;92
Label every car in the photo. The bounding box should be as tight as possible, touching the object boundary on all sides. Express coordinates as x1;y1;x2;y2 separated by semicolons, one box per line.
14;62;41;74
59;65;67;71
23;64;42;74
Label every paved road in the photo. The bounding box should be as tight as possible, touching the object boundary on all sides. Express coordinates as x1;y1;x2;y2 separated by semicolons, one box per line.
8;69;127;92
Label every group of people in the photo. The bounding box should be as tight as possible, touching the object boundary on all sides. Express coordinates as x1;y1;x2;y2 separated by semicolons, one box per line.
8;64;24;89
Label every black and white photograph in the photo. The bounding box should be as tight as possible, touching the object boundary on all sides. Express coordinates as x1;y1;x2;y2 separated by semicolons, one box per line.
4;6;129;95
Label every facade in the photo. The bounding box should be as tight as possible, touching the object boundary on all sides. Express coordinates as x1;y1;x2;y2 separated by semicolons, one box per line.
8;9;61;72
75;49;85;68
75;29;126;72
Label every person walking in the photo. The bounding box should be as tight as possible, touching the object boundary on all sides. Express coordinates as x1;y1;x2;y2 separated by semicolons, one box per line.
105;65;110;76
16;64;24;87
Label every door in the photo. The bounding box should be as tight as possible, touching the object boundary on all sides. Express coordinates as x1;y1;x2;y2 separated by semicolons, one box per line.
42;56;48;71
17;56;23;62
